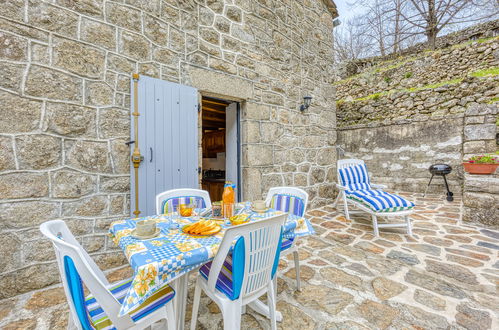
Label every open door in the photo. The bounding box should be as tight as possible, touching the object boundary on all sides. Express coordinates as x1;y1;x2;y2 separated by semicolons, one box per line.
130;75;198;216
225;102;241;201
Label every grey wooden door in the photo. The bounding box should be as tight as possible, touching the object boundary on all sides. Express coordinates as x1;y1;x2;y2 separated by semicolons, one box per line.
130;75;198;216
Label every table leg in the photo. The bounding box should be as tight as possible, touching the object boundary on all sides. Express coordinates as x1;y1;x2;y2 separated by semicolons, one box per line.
172;274;188;330
248;299;282;322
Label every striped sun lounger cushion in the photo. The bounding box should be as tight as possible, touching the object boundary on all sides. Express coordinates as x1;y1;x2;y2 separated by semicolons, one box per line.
270;194;306;217
85;279;175;330
161;196;206;214
345;189;414;213
338;163;372;191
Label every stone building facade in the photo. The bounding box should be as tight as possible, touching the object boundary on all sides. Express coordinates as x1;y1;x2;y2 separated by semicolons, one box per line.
0;0;338;298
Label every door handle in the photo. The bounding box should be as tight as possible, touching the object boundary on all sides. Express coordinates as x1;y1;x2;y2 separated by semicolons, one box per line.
150;147;153;162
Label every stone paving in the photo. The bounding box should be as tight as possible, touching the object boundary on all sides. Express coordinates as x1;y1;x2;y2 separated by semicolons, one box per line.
0;192;498;330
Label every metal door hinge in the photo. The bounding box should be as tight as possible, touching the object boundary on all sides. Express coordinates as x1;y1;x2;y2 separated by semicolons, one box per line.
197;103;201;112
198;167;202;174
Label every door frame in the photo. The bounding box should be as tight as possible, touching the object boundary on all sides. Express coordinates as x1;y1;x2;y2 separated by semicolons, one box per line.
199;92;243;201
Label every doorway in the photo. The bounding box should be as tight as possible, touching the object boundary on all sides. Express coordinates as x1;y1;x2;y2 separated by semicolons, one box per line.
200;96;242;202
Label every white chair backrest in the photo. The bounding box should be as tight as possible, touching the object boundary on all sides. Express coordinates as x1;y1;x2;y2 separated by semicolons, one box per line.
155;188;212;214
40;220;134;329
207;213;287;299
337;158;365;170
264;186;309;217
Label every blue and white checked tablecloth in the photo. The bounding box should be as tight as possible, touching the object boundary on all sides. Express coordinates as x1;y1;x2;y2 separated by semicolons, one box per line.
109;204;314;316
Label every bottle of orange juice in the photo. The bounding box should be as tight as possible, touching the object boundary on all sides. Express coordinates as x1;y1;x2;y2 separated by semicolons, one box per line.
222;181;235;218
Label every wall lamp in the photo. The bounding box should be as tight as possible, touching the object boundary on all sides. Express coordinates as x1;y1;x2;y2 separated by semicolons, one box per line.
300;96;312;111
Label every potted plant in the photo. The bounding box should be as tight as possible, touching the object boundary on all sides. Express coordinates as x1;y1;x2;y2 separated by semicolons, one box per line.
463;152;499;175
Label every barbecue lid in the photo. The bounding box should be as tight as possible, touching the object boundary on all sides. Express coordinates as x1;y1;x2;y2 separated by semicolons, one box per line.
429;164;452;174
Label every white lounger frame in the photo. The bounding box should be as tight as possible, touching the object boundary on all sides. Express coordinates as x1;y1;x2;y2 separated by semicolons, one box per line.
332;159;413;237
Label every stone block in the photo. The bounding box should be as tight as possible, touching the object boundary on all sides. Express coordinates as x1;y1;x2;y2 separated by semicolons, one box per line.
25;65;82;101
111;139;130;174
244;145;273;166
0;263;59;300
0;233;21;273
105;2;141;32
28;2;78;38
169;27;185;52
244;103;270;120
225;5;242;22
55;0;103;17
62;195;108;217
51;169;96;198
0;91;42;134
16;134;61;170
316;147;336;165
464;174;499;194
53;37;105;79
2;0;24;21
465;103;497;116
0;201;59;229
0;172;48;199
0;136;16;171
463;141;486;154
99;108;130;138
94;252;127;270
152;47;180;66
120;31;151;60
85;81;114;106
0;31;28;61
0;61;24;92
144;14;168;45
186;66;253;99
110;195;125;214
464;124;496;141
31;42;49;64
242;168;262;201
82;235;106;253
206;0;224;13
107;54;136;73
65;140;112;173
23;239;54;263
464;116;484;124
81;18;116;50
44;102;96;137
100;176;129;193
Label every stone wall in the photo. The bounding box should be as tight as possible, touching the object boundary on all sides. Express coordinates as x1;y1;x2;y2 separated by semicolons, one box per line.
338;19;499;79
462;104;499;228
0;0;337;299
336;35;498;195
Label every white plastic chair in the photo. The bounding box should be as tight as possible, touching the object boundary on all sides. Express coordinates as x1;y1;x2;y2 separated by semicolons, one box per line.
155;188;212;215
333;159;414;237
264;187;308;291
40;220;176;330
190;213;287;330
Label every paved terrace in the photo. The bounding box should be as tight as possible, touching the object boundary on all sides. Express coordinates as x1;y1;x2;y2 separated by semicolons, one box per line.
1;193;498;330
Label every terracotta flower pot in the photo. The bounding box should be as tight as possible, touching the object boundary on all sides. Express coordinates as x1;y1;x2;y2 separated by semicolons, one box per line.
462;162;499;175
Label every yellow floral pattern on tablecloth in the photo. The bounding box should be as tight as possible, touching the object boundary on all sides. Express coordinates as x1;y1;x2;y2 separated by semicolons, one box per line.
112;228;132;245
175;241;202;252
133;263;158;297
125;242;147;259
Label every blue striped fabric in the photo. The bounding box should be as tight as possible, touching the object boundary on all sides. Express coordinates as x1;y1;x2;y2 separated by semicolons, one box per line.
161;196;206;214
199;254;235;300
85;279;175;329
281;238;294;251
338;163;371;191
270;194;305;217
345;189;415;213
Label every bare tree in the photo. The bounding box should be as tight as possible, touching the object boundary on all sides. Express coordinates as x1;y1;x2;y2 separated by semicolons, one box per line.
400;0;499;49
334;17;374;63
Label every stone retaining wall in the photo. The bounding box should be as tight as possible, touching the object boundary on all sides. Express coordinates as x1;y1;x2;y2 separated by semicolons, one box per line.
336;33;498;198
0;0;337;299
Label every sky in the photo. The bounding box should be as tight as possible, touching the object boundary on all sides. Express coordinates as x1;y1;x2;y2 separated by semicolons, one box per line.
335;0;365;21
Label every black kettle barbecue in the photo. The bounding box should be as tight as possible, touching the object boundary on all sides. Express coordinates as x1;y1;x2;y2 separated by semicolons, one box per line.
423;164;454;201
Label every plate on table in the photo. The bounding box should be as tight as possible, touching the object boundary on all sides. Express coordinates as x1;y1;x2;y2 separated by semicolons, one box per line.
251;207;269;213
131;228;161;240
182;220;222;237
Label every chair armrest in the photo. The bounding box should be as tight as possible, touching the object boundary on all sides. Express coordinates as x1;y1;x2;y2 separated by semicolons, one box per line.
371;183;388;189
335;184;348;190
